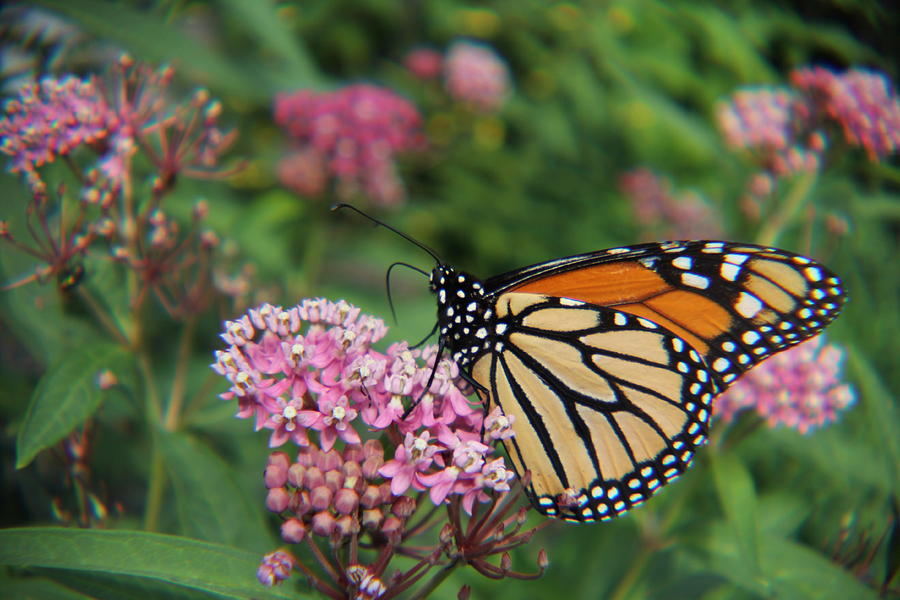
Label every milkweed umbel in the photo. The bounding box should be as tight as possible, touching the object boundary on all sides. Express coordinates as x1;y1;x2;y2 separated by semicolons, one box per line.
336;205;846;523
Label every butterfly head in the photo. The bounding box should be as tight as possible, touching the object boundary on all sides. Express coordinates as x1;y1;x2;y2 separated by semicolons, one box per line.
430;265;492;365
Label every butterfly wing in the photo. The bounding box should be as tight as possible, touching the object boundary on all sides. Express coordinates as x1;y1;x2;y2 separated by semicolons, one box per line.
471;292;717;522
486;241;845;388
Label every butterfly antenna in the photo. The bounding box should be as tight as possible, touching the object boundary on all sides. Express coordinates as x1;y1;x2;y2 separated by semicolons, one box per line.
402;341;445;420
386;261;429;324
332;203;443;265
410;321;439;349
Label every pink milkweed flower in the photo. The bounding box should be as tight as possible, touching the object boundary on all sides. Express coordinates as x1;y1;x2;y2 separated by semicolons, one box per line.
405;47;444;80
310;393;361;451
791;66;900;161
714;336;855;434
444;40;511;112
274;84;425;207
379;431;440;495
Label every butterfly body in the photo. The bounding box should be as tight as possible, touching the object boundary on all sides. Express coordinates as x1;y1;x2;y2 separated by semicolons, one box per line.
429;240;845;523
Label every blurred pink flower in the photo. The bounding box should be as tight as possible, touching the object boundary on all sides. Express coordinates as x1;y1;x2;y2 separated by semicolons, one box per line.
405;47;443;80
274;84;425;207
714;336;855;434
716;87;822;176
0;75;117;175
791;66;900;160
444;40;510;112
619;168;724;240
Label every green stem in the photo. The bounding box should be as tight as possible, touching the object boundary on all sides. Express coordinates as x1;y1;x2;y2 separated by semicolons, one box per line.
143;436;166;532
408;558;459;600
164;316;196;431
607;542;655;600
299;207;329;295
755;171;817;247
76;286;129;346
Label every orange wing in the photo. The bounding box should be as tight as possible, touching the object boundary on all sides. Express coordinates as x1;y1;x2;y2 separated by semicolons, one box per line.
489;241;845;388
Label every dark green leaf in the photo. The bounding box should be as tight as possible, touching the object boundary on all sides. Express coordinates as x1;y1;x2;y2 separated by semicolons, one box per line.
160;431;274;551
32;0;256;99
16;341;132;468
0;528;294;600
710;451;760;574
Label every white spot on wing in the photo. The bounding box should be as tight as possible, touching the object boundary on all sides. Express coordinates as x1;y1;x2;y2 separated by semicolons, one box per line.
681;272;710;289
672;256;692;270
735;292;763;318
721;263;741;282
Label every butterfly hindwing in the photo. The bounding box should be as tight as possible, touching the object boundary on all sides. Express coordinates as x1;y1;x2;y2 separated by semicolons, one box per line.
471;293;717;522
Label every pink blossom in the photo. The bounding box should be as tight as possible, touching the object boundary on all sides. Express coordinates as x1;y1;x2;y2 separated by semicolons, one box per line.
379;431;441;495
715;336;855;434
274;84;425;206
0;75;117;175
405;48;443;80
791;66;900;160
619;168;724;240
444;40;510;112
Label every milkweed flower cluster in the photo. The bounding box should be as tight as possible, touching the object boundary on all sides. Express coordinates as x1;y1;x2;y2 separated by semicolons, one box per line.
443;40;510;112
619;168;723;240
404;47;443;81
0;56;246;316
716;65;900;178
274;84;425;207
714;336;855;434
790;67;900;161
214;298;545;597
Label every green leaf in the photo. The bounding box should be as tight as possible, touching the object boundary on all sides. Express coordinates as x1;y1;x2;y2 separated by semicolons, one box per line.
16;341;132;468
846;346;900;493
0;528;294;600
0;576;92;600
159;431;274;551
761;535;878;599
214;0;321;88
710;451;760;575
32;0;257;100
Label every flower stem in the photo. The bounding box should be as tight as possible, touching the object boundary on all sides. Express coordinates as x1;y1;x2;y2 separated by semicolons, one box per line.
607;540;655;600
408;557;459;600
164;316;196;431
755;171;817;246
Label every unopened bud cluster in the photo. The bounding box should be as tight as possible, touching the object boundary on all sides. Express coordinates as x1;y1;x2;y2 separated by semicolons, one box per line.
265;441;418;545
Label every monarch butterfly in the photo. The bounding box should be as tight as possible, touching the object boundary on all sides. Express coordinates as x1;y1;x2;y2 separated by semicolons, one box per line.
335;205;846;523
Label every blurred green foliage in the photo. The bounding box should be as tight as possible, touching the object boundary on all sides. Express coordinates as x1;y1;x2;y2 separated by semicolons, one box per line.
1;0;898;598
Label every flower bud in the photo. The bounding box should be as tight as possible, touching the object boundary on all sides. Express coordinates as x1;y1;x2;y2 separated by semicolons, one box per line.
320;449;342;471
324;469;344;493
303;466;324;490
290;490;311;515
381;516;402;542
266;487;290;513
343;445;364;464
342;460;362;480
296;446;318;467
391;495;416;519
500;552;511;572
458;585;471;600
287;463;306;488
334;488;359;515
363;438;384;459
265;453;290;488
281;517;306;543
311;511;336;537
538;549;549;569
334;514;360;537
360;485;383;509
310;485;333;511
378;482;393;505
439;524;453;545
361;455;384;480
361;508;383;529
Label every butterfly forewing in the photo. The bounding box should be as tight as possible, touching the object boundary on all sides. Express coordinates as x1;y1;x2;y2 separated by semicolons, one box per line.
471;293;716;522
491;241;845;389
